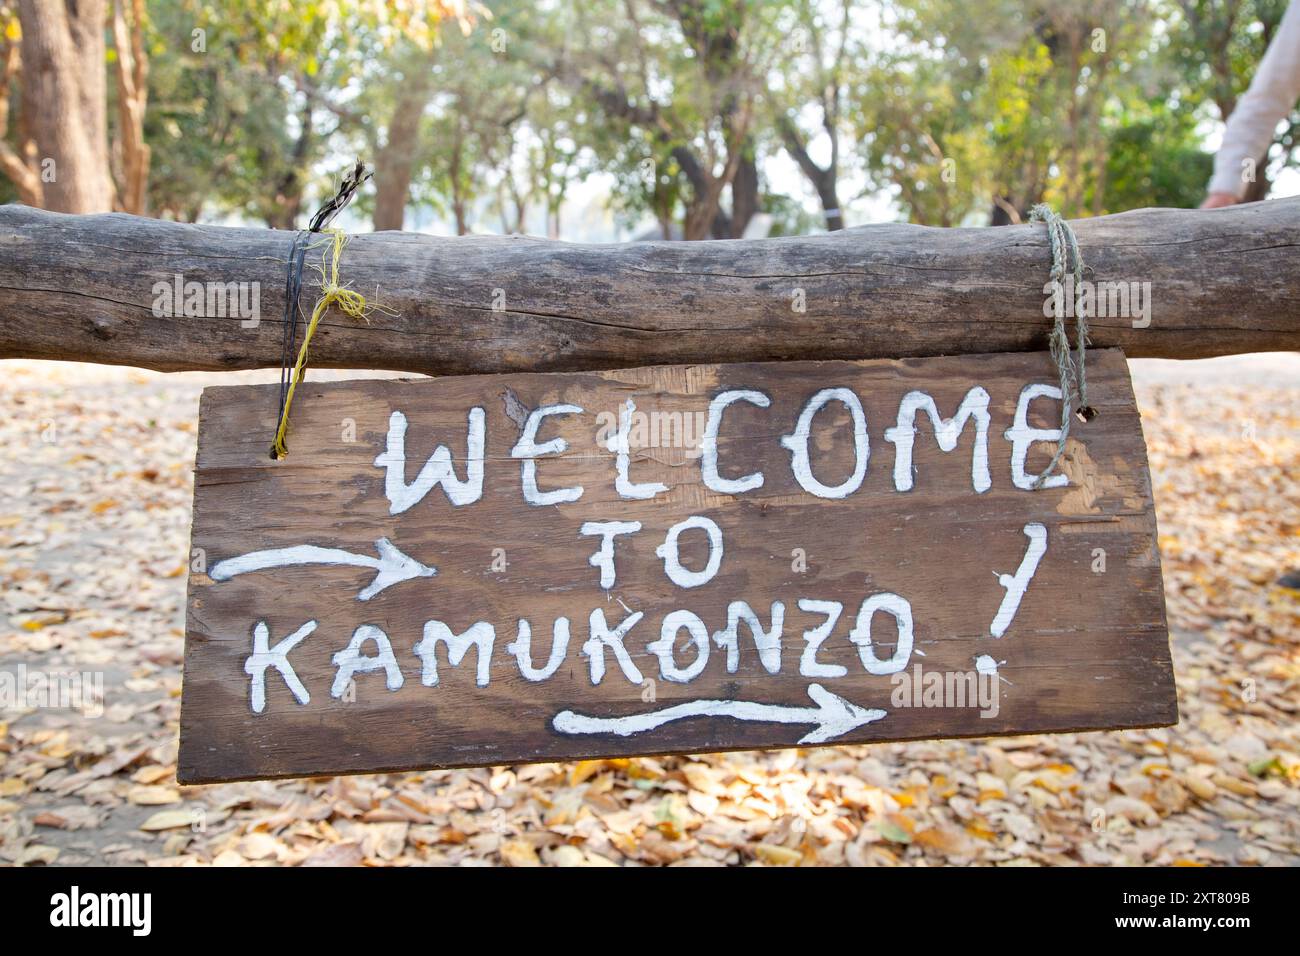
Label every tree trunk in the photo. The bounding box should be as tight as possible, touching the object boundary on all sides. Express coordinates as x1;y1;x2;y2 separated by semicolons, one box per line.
779;118;843;231
547;200;561;240
819;179;844;232
727;151;759;238
0;30;42;205
990;196;1017;226
110;0;150;215
2;201;1297;373
18;0;113;213
676;149;723;241
263;91;315;230
372;64;435;231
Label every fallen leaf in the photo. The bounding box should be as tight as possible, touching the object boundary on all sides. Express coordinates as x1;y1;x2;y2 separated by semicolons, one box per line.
129;785;181;806
753;843;802;866
500;839;541;867
139;809;195;832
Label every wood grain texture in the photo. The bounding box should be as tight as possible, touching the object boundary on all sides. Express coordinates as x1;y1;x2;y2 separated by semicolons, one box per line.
178;349;1174;783
2;201;1298;375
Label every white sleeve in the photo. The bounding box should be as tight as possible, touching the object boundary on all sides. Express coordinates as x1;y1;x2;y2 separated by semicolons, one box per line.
1209;1;1300;198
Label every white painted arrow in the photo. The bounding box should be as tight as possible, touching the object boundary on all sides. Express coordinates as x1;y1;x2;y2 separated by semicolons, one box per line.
553;683;887;745
209;537;436;601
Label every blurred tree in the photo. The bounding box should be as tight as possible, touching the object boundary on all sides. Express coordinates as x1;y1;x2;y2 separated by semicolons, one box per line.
856;0;1221;223
874;0;1153;224
1095;105;1213;209
5;0;1290;231
369;42;441;230
560;0;788;239
4;0;151;213
488;82;591;237
0;3;41;206
16;0;114;212
773;0;856;230
143;0;342;226
362;5;530;233
110;0;151;213
855;48;997;226
479;6;595;237
344;0;494;230
2;0;482;224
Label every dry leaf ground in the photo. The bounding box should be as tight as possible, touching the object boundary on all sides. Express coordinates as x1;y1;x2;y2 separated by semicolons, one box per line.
1;356;1296;867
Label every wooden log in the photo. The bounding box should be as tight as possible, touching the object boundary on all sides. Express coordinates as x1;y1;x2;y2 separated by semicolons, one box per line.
1;200;1297;375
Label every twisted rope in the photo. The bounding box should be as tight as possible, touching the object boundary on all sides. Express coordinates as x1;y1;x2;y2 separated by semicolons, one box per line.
270;161;377;459
276;231;309;442
271;229;391;459
1028;203;1095;488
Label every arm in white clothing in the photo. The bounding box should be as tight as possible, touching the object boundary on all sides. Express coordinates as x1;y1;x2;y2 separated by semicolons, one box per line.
1209;2;1300;198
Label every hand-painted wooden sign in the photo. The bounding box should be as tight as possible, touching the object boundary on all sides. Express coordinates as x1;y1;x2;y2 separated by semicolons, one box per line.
178;349;1175;784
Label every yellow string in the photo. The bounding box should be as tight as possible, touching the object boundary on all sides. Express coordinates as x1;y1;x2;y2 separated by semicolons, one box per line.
272;229;391;459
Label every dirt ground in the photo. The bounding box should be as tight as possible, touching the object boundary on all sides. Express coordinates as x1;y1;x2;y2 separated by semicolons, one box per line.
1;355;1296;867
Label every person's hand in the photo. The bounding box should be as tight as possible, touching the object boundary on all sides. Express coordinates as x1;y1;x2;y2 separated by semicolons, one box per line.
1200;191;1239;209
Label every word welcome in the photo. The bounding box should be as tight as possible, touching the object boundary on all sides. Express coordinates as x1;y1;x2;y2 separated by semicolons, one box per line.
375;382;1073;517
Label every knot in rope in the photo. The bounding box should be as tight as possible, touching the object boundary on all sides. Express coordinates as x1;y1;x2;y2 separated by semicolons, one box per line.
271;228;390;459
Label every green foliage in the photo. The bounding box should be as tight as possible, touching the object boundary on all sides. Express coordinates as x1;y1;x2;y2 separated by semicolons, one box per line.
855;51;998;226
1099;108;1213;211
144;0;354;223
847;0;1299;223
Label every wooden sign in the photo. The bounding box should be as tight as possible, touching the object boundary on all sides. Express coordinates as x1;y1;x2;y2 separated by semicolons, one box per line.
178;349;1175;784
